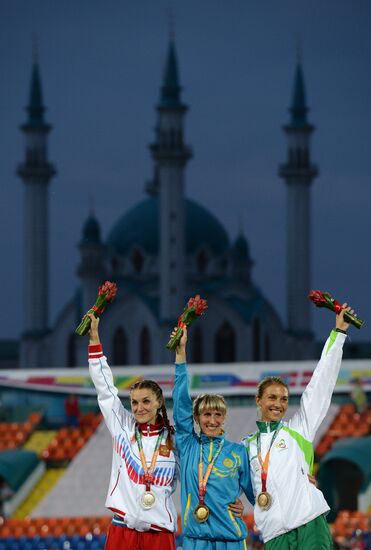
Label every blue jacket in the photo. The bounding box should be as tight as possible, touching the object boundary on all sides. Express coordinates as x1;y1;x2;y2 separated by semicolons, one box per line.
173;362;254;542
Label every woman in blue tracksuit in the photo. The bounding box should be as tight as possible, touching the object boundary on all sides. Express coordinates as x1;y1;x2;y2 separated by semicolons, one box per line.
172;326;254;550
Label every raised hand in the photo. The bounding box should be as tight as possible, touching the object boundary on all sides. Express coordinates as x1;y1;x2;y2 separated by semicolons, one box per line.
87;313;101;345
171;325;187;363
336;303;356;332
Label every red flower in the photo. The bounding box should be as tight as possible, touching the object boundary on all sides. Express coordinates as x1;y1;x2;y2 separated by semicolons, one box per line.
308;290;327;306
99;281;117;302
166;294;208;350
187;294;208;316
308;290;363;329
75;281;118;336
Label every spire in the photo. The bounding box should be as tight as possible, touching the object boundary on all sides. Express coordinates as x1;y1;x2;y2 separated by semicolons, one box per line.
25;58;48;128
289;60;309;128
232;229;253;285
81;211;101;245
159;39;182;108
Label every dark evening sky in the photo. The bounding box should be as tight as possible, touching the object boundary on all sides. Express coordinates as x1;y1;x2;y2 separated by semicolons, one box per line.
1;0;370;343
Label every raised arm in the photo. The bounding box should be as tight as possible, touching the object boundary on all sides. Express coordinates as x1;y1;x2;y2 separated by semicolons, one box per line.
88;314;134;434
290;305;353;441
172;326;196;449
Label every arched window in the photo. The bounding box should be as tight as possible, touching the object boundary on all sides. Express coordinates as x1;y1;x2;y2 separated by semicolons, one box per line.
191;326;203;363
253;318;261;362
215;321;235;363
139;326;151;365
196;249;208;273
113;327;128;366
67;333;76;368
131;249;144;273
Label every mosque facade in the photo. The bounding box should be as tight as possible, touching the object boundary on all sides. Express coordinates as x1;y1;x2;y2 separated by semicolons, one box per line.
17;41;317;369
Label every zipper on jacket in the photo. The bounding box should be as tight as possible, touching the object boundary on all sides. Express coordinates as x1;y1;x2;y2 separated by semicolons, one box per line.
110;467;121;496
164;495;172;523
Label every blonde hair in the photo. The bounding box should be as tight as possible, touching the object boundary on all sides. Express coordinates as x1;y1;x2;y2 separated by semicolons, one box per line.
193;393;227;420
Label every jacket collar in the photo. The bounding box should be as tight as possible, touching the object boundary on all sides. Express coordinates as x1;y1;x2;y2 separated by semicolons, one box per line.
137;417;164;436
200;431;225;444
256;420;281;433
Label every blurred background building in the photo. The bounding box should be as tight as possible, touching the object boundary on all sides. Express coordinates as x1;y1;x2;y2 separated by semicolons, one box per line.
5;40;325;369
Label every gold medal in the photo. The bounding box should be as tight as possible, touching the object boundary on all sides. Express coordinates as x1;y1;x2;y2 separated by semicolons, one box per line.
193;504;210;522
257;491;272;510
195;438;225;524
141;490;156;509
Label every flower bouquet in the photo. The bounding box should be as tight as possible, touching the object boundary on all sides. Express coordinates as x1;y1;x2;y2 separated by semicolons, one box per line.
75;281;118;336
308;290;363;329
166;294;208;350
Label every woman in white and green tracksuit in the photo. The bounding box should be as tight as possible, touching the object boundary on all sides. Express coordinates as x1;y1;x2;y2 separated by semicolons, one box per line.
242;304;355;549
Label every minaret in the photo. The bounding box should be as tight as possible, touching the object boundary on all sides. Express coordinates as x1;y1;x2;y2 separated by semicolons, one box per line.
18;56;56;365
77;209;106;313
232;231;254;286
150;38;192;320
279;57;318;335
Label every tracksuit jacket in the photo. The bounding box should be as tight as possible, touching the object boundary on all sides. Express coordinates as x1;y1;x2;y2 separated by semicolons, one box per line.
242;330;347;543
88;344;178;533
173;362;255;543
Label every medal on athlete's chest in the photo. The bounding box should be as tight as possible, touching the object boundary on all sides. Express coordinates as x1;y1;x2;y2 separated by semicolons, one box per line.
193;438;224;523
141;489;156;509
256;426;281;511
135;427;165;510
256;490;272;510
193;503;210;522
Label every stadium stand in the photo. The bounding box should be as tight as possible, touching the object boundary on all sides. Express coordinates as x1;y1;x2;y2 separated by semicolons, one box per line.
0;413;42;451
23;431;57;456
32;421;111;518
13;469;66;519
316;403;371;457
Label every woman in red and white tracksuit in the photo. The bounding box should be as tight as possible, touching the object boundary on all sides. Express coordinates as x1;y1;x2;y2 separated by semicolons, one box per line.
87;315;178;550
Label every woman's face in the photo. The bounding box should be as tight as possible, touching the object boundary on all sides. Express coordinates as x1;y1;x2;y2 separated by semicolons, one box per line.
130;388;162;425
256;383;289;422
197;409;225;437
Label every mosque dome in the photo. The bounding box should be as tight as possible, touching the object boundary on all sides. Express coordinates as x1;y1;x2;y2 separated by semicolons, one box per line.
107;196;230;257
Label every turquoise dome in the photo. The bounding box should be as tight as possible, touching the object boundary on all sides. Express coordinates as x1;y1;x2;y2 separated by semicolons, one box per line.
107;197;229;256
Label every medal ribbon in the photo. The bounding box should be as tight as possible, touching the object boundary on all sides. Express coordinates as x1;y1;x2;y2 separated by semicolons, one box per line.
256;424;281;493
135;426;164;491
198;439;224;504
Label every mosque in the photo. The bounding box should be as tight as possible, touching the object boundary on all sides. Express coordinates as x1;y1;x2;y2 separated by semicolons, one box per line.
13;39;320;368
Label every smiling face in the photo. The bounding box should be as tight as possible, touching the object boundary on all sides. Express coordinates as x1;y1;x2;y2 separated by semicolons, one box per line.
197;409;225;437
256;383;289;422
130;388;162;425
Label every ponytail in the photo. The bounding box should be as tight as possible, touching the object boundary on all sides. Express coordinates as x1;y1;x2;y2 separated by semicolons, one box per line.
160;403;174;451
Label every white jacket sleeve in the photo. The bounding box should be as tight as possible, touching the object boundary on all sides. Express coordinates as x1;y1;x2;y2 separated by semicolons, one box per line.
289;330;346;441
88;344;135;435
